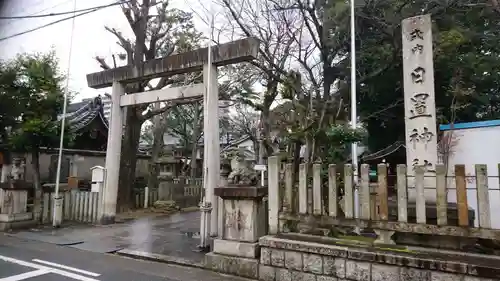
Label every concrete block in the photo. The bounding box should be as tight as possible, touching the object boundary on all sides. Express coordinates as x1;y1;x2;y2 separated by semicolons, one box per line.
346;260;371;281
276;268;291;281
431;272;462;281
204;252;258;279
213;239;259;258
284;251;302;271
259;264;276;281
372;264;399;281
271;249;285;267
291;271;316;281
261;247;271;265
400;267;431;281
303;253;323;274
324;256;346;278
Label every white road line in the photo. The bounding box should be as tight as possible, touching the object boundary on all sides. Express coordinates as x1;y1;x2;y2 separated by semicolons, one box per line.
32;259;100;277
0;254;100;281
1;269;50;281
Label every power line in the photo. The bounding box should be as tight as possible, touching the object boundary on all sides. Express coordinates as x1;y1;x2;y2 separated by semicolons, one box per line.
0;0;128;42
2;0;73;28
0;1;125;19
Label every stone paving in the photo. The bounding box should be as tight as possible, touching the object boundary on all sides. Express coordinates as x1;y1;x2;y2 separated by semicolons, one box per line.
7;211;207;266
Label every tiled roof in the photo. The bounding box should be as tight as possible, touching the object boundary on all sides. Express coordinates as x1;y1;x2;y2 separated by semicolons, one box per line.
59;96;109;131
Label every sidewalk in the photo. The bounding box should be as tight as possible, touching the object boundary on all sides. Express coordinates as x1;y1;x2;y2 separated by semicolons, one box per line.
6;211;208;267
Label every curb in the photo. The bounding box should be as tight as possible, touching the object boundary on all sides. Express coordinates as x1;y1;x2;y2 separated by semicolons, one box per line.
115;249;205;269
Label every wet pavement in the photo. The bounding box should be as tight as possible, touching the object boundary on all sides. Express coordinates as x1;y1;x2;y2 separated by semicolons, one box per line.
7;211;208;266
0;234;248;281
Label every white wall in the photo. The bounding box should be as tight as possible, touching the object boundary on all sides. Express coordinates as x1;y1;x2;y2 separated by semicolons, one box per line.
444;125;500;228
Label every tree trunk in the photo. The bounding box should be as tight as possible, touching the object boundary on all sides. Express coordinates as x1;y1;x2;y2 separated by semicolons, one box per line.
31;149;42;222
117;107;143;212
147;104;165;193
190;104;201;178
260;107;273;156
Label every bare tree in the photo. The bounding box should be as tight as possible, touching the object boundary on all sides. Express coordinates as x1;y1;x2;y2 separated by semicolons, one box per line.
95;0;203;211
217;0;300;160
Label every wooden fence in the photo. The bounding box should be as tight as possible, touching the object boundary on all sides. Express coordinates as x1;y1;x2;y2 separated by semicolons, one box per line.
42;190;100;224
267;156;500;245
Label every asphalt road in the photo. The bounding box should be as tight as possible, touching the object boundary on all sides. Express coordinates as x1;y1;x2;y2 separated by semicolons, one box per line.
0;234;248;281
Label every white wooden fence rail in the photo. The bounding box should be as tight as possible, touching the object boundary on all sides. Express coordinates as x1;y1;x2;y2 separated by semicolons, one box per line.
42;190;100;224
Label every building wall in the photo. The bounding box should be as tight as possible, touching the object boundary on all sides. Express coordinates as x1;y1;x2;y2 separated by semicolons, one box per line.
440;120;500;228
13;150;149;182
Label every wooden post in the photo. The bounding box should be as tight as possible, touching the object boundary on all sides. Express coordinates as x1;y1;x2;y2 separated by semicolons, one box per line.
359;164;371;220
435;164;447;226
377;164;389;220
299;164;308;214
267;156;280;234
344;164;354;219
397;164;408;222
455;165;469;227
312;163;323;215
475;164;491;228
328;165;337;217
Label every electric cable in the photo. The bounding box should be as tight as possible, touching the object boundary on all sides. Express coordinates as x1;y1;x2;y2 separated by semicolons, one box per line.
0;0;126;19
0;0;129;42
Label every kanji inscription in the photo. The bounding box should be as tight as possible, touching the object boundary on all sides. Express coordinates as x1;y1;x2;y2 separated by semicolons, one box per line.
409;29;424;41
226;209;246;231
409;127;435;149
411;67;425;84
412;158;434;171
412;44;423;54
410;93;432;119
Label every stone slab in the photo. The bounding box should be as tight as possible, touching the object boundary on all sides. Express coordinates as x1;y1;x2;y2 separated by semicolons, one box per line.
204;252;259;279
259;235;500;279
116;248;204;268
215;186;267;199
213;238;259;258
87;37;259;88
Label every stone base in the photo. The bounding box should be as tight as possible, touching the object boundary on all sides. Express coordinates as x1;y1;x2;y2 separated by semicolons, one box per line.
213;239;260;258
258;234;500;281
204;252;259;279
0;212;35;231
388;201;476;249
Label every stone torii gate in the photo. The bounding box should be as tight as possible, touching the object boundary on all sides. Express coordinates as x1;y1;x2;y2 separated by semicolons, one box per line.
85;38;259;238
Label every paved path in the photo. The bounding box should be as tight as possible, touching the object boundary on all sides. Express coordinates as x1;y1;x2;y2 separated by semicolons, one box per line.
0;234;247;281
7;211;207;266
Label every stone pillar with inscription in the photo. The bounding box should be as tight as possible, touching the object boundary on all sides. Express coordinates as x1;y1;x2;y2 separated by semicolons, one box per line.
402;14;438;202
204;167;266;279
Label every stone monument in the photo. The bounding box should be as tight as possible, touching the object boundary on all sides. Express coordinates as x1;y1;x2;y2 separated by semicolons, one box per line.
393;15;475;249
204;164;266;279
402;14;438;202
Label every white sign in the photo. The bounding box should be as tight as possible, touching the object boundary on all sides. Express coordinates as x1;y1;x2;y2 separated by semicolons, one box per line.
254;164;267;171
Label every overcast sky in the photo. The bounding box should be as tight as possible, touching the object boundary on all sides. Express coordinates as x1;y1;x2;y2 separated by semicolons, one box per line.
0;0;216;102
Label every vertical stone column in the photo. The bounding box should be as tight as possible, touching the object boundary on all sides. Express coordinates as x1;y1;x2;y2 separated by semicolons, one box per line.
402;14;438;202
101;81;124;224
203;63;220;237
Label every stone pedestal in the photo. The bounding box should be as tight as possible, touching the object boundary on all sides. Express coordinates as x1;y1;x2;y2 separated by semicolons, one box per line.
0;184;34;231
204;185;267;279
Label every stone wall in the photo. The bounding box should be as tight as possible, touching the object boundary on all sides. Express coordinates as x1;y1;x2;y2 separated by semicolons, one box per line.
258;235;500;281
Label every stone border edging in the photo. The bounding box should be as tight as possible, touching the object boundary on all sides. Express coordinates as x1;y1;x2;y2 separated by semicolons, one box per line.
259;235;500;279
